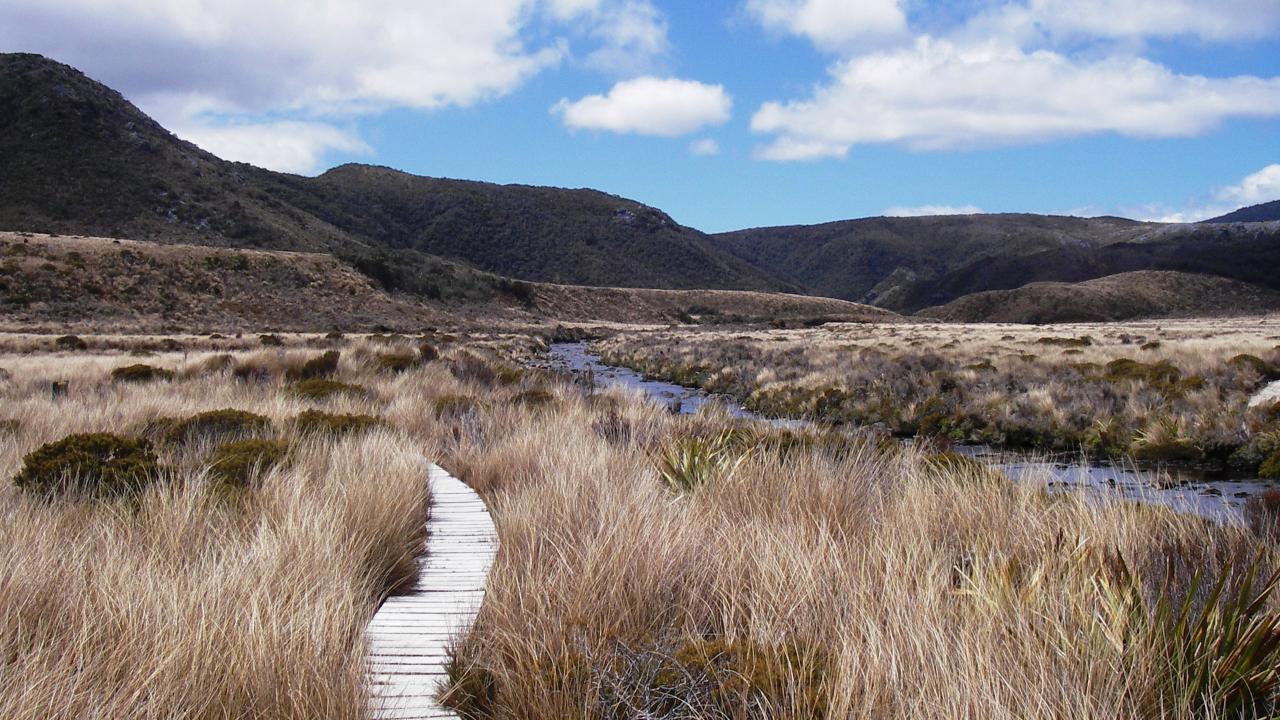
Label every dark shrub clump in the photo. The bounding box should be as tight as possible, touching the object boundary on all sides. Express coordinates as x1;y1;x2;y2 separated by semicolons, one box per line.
293;410;387;436
55;335;88;351
418;343;440;362
289;378;369;401
373;351;419;371
1230;354;1279;380
208;439;288;488
259;334;284;347
1261;451;1280;480
111;364;175;384
166;409;272;444
288;351;341;381
14;433;160;497
0;419;21;436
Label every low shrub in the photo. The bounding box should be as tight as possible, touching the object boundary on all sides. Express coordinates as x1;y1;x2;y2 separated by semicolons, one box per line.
1230;354;1279;380
293;410;387;436
1104;358;1183;388
259;334;284;347
287;351;341;381
418;343;440;363
208;438;288;488
13;433;160;497
289;378;369;401
1261;450;1280;480
1036;336;1092;348
110;364;175;384
54;334;88;351
166;409;272;444
375;351;418;374
0;418;20;436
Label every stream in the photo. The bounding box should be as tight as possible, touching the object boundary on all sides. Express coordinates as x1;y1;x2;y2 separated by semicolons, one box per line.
538;342;1278;519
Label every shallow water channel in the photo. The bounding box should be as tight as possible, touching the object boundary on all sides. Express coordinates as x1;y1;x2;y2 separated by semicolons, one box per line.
539;342;1278;520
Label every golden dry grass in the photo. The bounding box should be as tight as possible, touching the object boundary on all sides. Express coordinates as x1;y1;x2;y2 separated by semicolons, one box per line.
0;337;434;720
431;381;1280;719
5;327;1280;719
594;317;1280;471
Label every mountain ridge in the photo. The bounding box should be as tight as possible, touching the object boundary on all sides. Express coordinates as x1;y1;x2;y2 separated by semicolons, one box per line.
0;52;789;294
3;51;1279;325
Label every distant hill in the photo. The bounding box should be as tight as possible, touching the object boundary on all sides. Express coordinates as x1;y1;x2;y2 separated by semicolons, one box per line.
1205;200;1280;224
712;215;1280;313
0;53;787;295
4;52;1279;326
917;271;1280;324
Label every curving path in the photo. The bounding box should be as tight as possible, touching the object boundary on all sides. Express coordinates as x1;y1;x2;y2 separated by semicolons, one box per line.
367;462;498;720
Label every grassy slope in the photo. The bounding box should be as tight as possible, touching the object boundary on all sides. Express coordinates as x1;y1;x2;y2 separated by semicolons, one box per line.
0;232;876;332
0;53;787;294
917;270;1280;323
530;282;898;324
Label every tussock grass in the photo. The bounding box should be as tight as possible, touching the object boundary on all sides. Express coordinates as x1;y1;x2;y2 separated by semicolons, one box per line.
595;318;1280;474
436;388;1280;718
0;336;432;719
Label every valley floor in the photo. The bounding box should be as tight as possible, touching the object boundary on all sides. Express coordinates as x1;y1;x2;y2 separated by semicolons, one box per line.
1;321;1279;719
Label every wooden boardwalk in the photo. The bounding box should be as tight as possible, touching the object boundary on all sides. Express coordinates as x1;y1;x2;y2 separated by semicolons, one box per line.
1251;379;1280;409
367;462;497;720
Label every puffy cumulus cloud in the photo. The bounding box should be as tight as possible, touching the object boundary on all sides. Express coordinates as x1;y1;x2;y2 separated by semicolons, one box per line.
751;38;1280;160
1215;164;1280;206
554;77;732;136
882;204;983;217
1123;164;1280;223
1;0;566;172
2;0;563;116
745;0;907;51
169;119;372;176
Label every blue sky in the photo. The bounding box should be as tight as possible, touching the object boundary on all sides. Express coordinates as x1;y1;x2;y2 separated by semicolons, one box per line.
3;0;1279;232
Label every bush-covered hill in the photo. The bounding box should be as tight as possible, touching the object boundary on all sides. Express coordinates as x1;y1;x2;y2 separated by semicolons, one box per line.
0;53;787;294
916;271;1280;324
1206;200;1280;224
712;215;1280;313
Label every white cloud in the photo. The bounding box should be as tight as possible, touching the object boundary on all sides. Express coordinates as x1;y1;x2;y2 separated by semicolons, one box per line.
751;37;1280;160
1121;163;1280;222
1003;0;1280;43
689;138;721;156
2;1;563;115
542;0;669;73
883;204;983;217
554;77;732;136
1215;164;1280;206
0;0;674;172
171;119;372;175
746;0;907;51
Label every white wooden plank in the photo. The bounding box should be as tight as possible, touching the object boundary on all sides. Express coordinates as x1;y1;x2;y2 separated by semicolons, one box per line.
367;461;496;720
